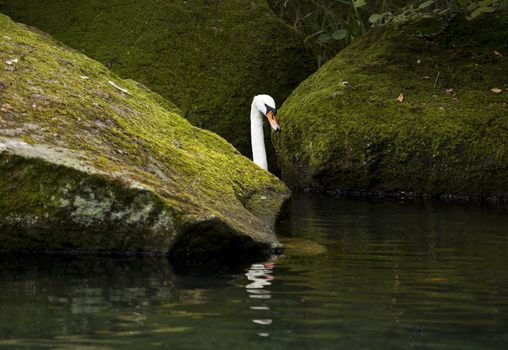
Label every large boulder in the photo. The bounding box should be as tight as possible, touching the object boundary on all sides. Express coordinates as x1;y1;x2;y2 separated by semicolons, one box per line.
0;0;314;167
0;14;290;259
274;13;508;197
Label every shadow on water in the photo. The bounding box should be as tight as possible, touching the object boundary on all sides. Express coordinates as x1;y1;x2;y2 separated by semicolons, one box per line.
1;194;508;349
0;256;176;338
0;254;283;349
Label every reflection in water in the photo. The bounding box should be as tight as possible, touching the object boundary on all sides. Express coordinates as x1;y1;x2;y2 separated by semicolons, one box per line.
1;195;508;349
245;260;276;337
0;255;180;349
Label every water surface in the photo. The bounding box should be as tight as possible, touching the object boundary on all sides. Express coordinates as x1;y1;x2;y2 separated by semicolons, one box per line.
1;195;508;349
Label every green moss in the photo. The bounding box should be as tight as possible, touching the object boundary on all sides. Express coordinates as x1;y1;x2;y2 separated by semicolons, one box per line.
0;0;314;169
0;154;175;252
0;14;290;255
274;13;508;197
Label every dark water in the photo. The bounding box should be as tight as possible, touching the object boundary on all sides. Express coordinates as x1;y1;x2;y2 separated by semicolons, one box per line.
1;195;508;350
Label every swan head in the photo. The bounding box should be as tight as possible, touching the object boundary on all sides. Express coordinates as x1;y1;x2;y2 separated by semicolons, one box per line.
253;94;280;132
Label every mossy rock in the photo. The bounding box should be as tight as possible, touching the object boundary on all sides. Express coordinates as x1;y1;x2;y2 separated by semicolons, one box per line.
0;14;290;259
274;13;508;197
0;0;314;169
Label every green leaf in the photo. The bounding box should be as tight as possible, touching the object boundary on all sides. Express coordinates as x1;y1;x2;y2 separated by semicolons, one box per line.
469;6;496;19
393;14;408;23
317;33;332;43
418;0;435;9
467;2;479;10
369;13;385;24
457;0;471;6
332;29;348;40
479;0;495;6
353;0;367;8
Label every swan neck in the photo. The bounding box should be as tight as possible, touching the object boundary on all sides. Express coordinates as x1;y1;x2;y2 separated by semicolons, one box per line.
251;104;267;170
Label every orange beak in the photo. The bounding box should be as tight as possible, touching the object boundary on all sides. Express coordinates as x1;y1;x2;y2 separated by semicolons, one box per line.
266;111;280;132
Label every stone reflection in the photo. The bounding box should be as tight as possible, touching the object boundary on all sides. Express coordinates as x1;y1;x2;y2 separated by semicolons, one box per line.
245;259;275;337
0;255;177;337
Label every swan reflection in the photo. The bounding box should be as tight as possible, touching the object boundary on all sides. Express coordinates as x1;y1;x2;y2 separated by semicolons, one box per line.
245;260;275;337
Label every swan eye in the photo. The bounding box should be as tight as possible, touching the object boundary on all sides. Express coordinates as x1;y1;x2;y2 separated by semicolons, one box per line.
264;104;280;131
264;104;277;116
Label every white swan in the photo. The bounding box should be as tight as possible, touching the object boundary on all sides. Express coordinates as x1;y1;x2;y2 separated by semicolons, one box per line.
250;95;280;170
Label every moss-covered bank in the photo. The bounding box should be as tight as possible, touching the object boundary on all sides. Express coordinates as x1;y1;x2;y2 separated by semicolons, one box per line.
274;13;508;197
0;14;290;258
0;0;314;169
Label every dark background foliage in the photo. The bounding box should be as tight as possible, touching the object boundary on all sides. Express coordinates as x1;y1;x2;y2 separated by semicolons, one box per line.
268;0;508;67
